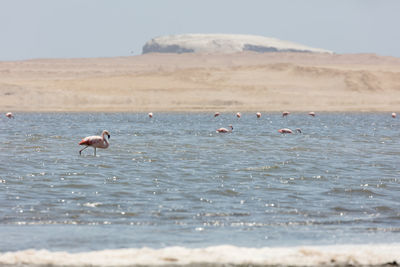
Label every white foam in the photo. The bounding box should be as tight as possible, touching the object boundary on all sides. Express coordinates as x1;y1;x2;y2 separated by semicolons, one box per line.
0;244;399;266
82;202;102;208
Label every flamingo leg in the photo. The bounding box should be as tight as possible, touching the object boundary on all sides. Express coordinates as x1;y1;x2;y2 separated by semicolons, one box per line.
94;147;96;156
79;146;89;155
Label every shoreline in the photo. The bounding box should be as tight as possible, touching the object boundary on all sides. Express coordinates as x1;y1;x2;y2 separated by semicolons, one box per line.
1;244;399;266
1;52;400;113
1;110;397;114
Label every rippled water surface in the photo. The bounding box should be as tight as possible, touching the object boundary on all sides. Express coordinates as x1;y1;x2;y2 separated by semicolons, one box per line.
1;113;399;252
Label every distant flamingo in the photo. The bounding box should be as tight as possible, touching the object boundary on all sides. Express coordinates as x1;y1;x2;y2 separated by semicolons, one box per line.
79;130;110;156
278;128;293;134
308;112;315;117
278;128;301;134
392;112;396;118
216;125;233;133
214;112;220;117
256;112;261;118
5;112;14;119
236;112;241;118
282;111;290;117
148;112;153;118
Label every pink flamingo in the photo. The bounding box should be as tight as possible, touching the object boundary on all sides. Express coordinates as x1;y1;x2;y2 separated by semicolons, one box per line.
256;112;261;118
214;112;220;117
79;130;110;156
392;112;396;118
308;112;315;117
278;128;293;134
216;125;233;133
278;128;301;134
236;112;241;118
282;111;290;117
5;112;14;119
148;112;153;118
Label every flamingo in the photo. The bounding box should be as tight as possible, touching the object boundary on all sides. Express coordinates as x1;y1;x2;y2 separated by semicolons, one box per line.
308;112;315;117
282;111;290;117
214;112;220;117
392;112;396;118
278;128;293;134
256;112;261;118
278;128;301;134
5;112;14;119
216;125;233;133
236;112;241;118
79;130;110;156
148;112;153;118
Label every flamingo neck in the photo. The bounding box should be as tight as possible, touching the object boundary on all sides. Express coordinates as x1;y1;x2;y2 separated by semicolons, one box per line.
102;132;109;143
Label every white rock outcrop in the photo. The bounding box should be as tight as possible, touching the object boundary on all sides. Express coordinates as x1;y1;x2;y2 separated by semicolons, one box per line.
142;34;332;54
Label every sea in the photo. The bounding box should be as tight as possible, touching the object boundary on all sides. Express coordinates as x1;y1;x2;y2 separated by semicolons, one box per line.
0;112;399;266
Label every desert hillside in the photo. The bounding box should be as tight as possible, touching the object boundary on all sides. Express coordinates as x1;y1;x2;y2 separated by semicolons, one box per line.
142;34;332;54
1;52;400;112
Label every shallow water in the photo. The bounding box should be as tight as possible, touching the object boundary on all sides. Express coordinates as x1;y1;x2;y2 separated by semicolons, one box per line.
0;113;399;256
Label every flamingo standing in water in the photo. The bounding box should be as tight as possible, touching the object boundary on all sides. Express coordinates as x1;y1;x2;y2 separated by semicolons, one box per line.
308;112;315;117
5;112;14;119
216;125;233;133
148;112;153;118
236;112;241;118
392;112;396;118
282;111;290;117
79;130;110;156
214;112;220;117
256;112;261;118
278;128;301;134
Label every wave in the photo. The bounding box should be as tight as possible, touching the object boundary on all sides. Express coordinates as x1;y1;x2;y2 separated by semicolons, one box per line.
0;244;399;266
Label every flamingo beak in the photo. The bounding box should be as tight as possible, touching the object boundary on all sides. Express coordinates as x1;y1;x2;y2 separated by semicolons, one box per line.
108;134;111;139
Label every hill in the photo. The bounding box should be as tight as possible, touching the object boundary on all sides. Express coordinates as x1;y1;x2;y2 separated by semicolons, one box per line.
142;34;332;54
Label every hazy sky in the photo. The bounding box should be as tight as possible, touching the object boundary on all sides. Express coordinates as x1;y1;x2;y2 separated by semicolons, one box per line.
1;0;399;60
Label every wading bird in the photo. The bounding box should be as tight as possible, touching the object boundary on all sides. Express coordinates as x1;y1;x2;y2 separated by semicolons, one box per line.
282;111;290;117
148;112;153;118
256;112;261;118
236;112;241;118
278;128;301;134
392;112;396;118
309;112;315;117
79;130;110;156
216;125;233;133
5;112;14;119
214;112;220;117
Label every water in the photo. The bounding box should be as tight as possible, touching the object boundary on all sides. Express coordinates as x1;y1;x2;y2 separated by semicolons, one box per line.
0;113;399;265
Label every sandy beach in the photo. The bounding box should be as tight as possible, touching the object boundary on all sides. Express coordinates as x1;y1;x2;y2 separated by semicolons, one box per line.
1;52;400;112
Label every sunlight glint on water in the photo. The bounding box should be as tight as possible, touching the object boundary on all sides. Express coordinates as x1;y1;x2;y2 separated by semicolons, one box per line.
0;113;399;253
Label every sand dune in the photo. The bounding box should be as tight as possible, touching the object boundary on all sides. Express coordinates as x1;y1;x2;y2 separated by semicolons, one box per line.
1;52;400;112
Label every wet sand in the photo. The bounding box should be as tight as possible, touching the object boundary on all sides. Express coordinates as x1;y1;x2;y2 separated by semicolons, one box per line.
1;52;400;112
